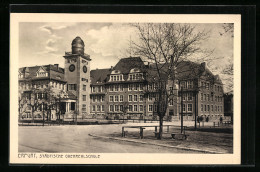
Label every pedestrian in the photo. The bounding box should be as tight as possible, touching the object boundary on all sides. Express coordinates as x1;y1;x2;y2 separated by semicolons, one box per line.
220;116;223;124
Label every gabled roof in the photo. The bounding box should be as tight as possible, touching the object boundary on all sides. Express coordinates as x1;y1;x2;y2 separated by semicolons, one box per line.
19;64;65;82
113;57;146;74
90;68;111;85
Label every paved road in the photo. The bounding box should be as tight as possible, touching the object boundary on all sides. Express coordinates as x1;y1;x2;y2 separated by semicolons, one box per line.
19;124;200;153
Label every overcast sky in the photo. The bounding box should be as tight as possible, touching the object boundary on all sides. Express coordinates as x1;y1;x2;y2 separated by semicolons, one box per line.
19;22;233;91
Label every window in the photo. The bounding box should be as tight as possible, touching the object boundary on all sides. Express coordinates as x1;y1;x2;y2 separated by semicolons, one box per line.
207;94;210;101
101;96;104;102
204;94;206;101
68;84;77;91
220;106;222;112
148;105;153;112
133;84;138;90
97;105;101;112
205;105;207;112
82;104;86;112
201;93;203;101
211;95;213;101
187;80;193;88
92;86;96;93
109;105;114;112
188;104;192;112
180;81;186;89
206;83;209;90
182;93;186;101
169;99;173;106
120;85;124;91
215;105;217;111
218;106;220;112
139;84;143;90
139;95;143;102
154;104;157;112
139;105;143;112
101;105;104;112
97;96;100;102
148;94;152;101
148;84;153;90
215;96;217;102
120;75;123;81
114;95;119;102
128;84;133;91
109;85;114;92
207;105;210;112
211;105;214;112
128;105;133;111
182;104;186;112
134;95;138;102
134;105;138;112
201;104;203;111
92;105;96;112
109;96;114;102
120;105;123;112
115;105;119;112
98;86;101;92
83;95;86;101
120;95;123;102
115;85;119;91
128;95;132;102
188;93;193;101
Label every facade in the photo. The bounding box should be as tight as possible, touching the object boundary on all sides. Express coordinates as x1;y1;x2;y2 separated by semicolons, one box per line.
19;36;91;121
19;37;224;121
89;58;225;121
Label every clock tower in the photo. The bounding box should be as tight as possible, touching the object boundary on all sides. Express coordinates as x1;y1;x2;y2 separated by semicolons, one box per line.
64;36;91;119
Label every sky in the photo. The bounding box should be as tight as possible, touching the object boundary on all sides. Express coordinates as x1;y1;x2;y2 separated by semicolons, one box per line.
19;22;233;92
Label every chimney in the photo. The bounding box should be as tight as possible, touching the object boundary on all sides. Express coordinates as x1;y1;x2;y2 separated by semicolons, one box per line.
54;64;59;69
201;62;206;71
111;66;113;70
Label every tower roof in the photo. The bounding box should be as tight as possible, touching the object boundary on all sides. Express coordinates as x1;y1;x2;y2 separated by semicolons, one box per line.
72;36;85;46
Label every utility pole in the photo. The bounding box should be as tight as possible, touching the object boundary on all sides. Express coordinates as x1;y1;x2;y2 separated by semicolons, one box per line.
42;102;45;126
181;87;183;133
194;91;197;130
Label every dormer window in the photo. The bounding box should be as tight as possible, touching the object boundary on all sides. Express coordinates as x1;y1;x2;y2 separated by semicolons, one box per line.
128;73;143;81
37;72;48;77
109;74;124;82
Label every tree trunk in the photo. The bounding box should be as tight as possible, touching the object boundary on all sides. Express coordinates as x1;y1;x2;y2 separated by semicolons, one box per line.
157;115;164;140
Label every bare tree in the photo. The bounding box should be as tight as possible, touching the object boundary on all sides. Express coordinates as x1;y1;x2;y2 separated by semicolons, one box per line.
130;23;210;139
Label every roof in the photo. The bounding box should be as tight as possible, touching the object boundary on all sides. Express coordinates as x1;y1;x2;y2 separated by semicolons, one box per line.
90;68;111;85
19;64;66;82
114;57;146;74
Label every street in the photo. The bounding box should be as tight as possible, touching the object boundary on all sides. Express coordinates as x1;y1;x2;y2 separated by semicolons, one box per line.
19;123;203;153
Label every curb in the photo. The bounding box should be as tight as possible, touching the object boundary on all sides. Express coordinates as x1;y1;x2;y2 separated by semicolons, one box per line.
89;134;227;154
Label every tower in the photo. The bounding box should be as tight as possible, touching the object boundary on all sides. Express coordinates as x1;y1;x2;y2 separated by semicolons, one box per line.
64;36;91;119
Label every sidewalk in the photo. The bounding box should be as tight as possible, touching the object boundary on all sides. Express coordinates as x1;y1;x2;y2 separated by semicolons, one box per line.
90;122;233;154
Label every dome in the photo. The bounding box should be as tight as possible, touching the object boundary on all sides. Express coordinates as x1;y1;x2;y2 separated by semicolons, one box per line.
71;36;85;55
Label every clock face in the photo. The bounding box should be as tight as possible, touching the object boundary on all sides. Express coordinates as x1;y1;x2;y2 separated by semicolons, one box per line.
69;64;75;72
83;66;87;73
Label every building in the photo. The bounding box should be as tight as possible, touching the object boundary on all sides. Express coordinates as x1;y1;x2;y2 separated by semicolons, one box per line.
89;57;225;121
19;37;224;121
19;36;91;121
